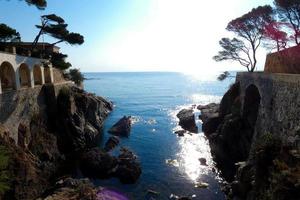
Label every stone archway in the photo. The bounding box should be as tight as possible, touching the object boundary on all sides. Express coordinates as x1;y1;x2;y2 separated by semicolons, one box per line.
44;66;52;83
242;84;261;128
0;61;16;91
33;65;42;85
19;64;31;87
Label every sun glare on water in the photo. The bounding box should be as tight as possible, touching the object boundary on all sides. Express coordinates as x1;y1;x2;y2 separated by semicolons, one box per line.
176;134;213;182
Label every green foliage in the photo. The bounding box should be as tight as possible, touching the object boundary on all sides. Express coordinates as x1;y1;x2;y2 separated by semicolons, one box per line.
0;145;11;195
42;14;64;24
214;5;274;72
68;68;85;86
65;33;84;45
25;0;47;10
33;14;84;47
217;71;231;81
0;23;20;42
50;52;72;70
274;0;300;45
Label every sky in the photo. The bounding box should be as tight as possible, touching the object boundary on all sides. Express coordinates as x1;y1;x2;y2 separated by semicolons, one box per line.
0;0;273;73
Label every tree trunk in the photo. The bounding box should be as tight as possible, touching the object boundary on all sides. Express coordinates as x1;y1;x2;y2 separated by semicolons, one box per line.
51;40;64;46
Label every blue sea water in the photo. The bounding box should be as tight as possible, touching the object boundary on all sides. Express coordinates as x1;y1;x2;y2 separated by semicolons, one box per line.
83;72;234;200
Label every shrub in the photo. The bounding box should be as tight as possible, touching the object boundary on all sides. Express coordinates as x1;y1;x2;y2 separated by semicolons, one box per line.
68;68;84;86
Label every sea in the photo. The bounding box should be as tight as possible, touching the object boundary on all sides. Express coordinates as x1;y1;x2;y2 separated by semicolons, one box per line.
83;72;235;200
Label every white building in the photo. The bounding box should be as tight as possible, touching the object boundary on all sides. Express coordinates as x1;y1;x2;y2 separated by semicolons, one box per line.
0;47;54;94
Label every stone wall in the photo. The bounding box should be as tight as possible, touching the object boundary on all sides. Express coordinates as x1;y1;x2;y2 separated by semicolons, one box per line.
264;45;300;74
0;83;71;143
236;72;300;146
52;67;66;83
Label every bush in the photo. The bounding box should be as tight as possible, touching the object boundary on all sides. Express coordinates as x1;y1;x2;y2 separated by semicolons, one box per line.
68;68;84;86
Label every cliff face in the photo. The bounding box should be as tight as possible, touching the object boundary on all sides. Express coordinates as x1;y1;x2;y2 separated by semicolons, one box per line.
200;72;300;200
0;84;112;200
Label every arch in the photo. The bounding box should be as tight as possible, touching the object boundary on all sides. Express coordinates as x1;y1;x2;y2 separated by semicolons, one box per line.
242;84;261;128
0;61;16;91
44;66;52;83
19;64;31;87
33;65;42;85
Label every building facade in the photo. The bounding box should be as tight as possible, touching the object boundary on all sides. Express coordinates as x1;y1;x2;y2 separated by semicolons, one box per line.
0;50;54;94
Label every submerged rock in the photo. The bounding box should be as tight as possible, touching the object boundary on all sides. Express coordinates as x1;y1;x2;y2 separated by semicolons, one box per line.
108;116;132;137
115;148;142;184
104;136;120;152
176;109;198;133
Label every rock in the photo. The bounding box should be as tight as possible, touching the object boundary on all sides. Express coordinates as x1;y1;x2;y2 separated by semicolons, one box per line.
114;148;142;184
199;157;207;166
202;115;222;136
198;103;221;136
166;159;179;167
108;116;132;137
80;147;142;184
169;194;192;200
55;86;113;153
0;84;113;200
176;109;198;133
104;136;120;152
219;82;240;118
194;182;209;188
147;189;159;195
80;147;117;178
174;130;186;137
40;178;98;200
197;103;219;112
198;103;219;123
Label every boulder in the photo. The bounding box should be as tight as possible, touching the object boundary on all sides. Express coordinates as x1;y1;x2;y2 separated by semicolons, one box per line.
198;103;219;123
114;148;142;184
80;147;117;178
176;109;198;133
108;116;132;137
174;130;186;137
104;136;120;152
199;157;207;166
198;103;221;136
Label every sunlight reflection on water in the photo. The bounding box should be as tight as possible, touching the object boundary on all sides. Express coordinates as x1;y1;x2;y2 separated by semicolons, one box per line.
190;94;222;105
176;134;213;182
168;94;221;185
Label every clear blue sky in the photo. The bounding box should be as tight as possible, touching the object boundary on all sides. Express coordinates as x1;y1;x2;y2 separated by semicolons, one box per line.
0;0;273;73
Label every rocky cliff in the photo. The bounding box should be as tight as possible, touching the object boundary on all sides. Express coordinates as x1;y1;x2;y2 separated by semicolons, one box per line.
0;84;113;200
200;72;300;200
